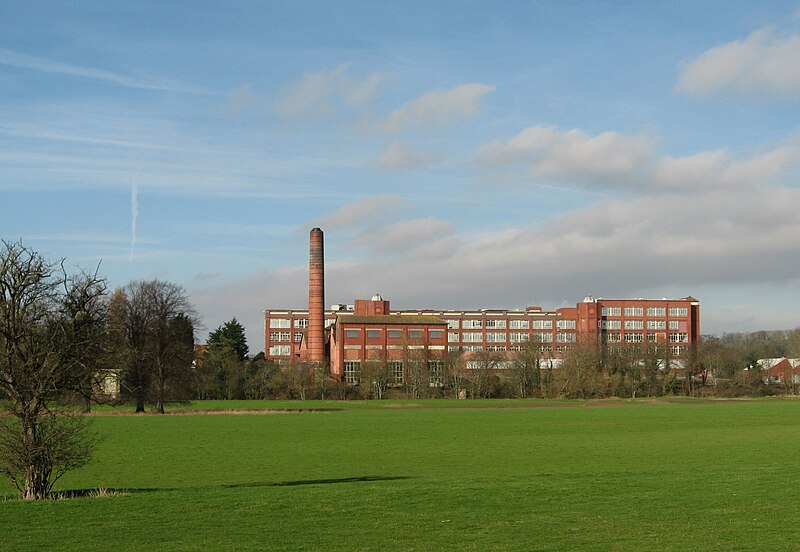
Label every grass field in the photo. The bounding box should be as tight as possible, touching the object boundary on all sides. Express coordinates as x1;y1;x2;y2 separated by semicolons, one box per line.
3;398;800;550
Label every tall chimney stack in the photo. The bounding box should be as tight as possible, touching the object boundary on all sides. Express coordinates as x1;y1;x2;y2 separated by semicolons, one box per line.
308;228;325;365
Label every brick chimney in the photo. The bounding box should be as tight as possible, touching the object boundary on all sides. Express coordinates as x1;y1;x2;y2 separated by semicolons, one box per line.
308;228;325;365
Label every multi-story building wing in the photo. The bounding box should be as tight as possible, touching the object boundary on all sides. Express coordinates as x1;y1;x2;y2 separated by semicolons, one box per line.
263;229;700;382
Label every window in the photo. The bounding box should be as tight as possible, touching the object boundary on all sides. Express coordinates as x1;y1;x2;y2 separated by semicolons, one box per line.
462;332;483;343
485;332;506;343
669;333;688;343
293;332;303;343
556;320;576;330
539;345;553;353
647;320;666;330
624;333;644;343
669;345;684;356
669;320;679;330
646;307;665;317
669;307;688;317
389;361;404;384
602;307;621;317
428;360;443;385
294;319;309;328
343;361;361;384
624;307;643;317
602;320;621;330
366;329;381;339
486;319;507;329
532;320;553;329
269;318;291;328
556;332;576;343
408;329;423;340
606;333;621;343
448;332;459;343
647;333;658;343
486;345;507;351
509;319;529;329
531;332;551;343
269;345;291;356
462;345;483;352
624;320;644;330
446;319;460;329
462;319;482;329
510;332;529;343
388;329;402;339
345;329;361;339
269;331;291;342
429;330;444;339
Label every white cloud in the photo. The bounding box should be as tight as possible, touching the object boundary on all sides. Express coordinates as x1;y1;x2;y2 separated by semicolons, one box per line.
653;146;799;190
478;125;654;189
377;83;495;132
374;142;440;170
313;195;405;230
273;64;392;119
677;28;800;97
478;124;799;192
192;184;800;349
351;217;454;255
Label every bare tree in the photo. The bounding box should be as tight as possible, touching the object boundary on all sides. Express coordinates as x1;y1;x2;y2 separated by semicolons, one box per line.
468;351;501;398
112;280;196;413
510;344;541;398
0;241;105;500
362;353;391;400
559;340;602;398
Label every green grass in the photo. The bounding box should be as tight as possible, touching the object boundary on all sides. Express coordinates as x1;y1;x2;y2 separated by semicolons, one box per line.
3;398;800;550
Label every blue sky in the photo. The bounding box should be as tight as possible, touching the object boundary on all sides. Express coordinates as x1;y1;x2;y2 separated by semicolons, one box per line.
3;1;800;350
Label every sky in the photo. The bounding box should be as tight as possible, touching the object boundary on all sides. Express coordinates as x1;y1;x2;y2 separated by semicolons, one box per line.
3;1;800;352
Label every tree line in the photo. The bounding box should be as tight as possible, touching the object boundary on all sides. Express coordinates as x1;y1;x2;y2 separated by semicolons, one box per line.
0;241;207;499
3;240;799;499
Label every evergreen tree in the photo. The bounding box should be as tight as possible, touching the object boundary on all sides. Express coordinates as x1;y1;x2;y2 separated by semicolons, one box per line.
207;318;249;361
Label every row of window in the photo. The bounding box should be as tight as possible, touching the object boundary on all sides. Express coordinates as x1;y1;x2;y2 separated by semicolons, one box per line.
605;332;689;344
344;328;445;340
601;319;683;330
343;360;444;385
269;332;306;343
272;306;689;331
447;331;576;344
268;318;327;329
605;345;687;356
447;319;557;330
601;307;689;317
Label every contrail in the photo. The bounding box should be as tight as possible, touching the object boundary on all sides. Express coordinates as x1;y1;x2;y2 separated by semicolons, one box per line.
129;179;138;261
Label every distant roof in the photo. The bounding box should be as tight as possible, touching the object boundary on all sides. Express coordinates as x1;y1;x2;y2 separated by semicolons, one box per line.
336;314;447;326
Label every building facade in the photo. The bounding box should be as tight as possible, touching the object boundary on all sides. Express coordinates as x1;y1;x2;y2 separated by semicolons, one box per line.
264;296;700;379
263;229;700;382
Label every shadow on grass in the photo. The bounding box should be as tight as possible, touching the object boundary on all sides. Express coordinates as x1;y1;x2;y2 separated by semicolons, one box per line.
226;475;412;488
1;475;413;501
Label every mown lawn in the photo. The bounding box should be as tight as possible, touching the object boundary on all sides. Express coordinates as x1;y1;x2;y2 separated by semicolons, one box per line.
2;398;800;550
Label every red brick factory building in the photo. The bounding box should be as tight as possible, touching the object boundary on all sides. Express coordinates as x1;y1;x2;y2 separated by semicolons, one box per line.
264;228;700;383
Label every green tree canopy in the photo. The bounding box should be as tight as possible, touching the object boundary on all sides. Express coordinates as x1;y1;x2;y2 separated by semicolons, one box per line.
208;318;248;362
